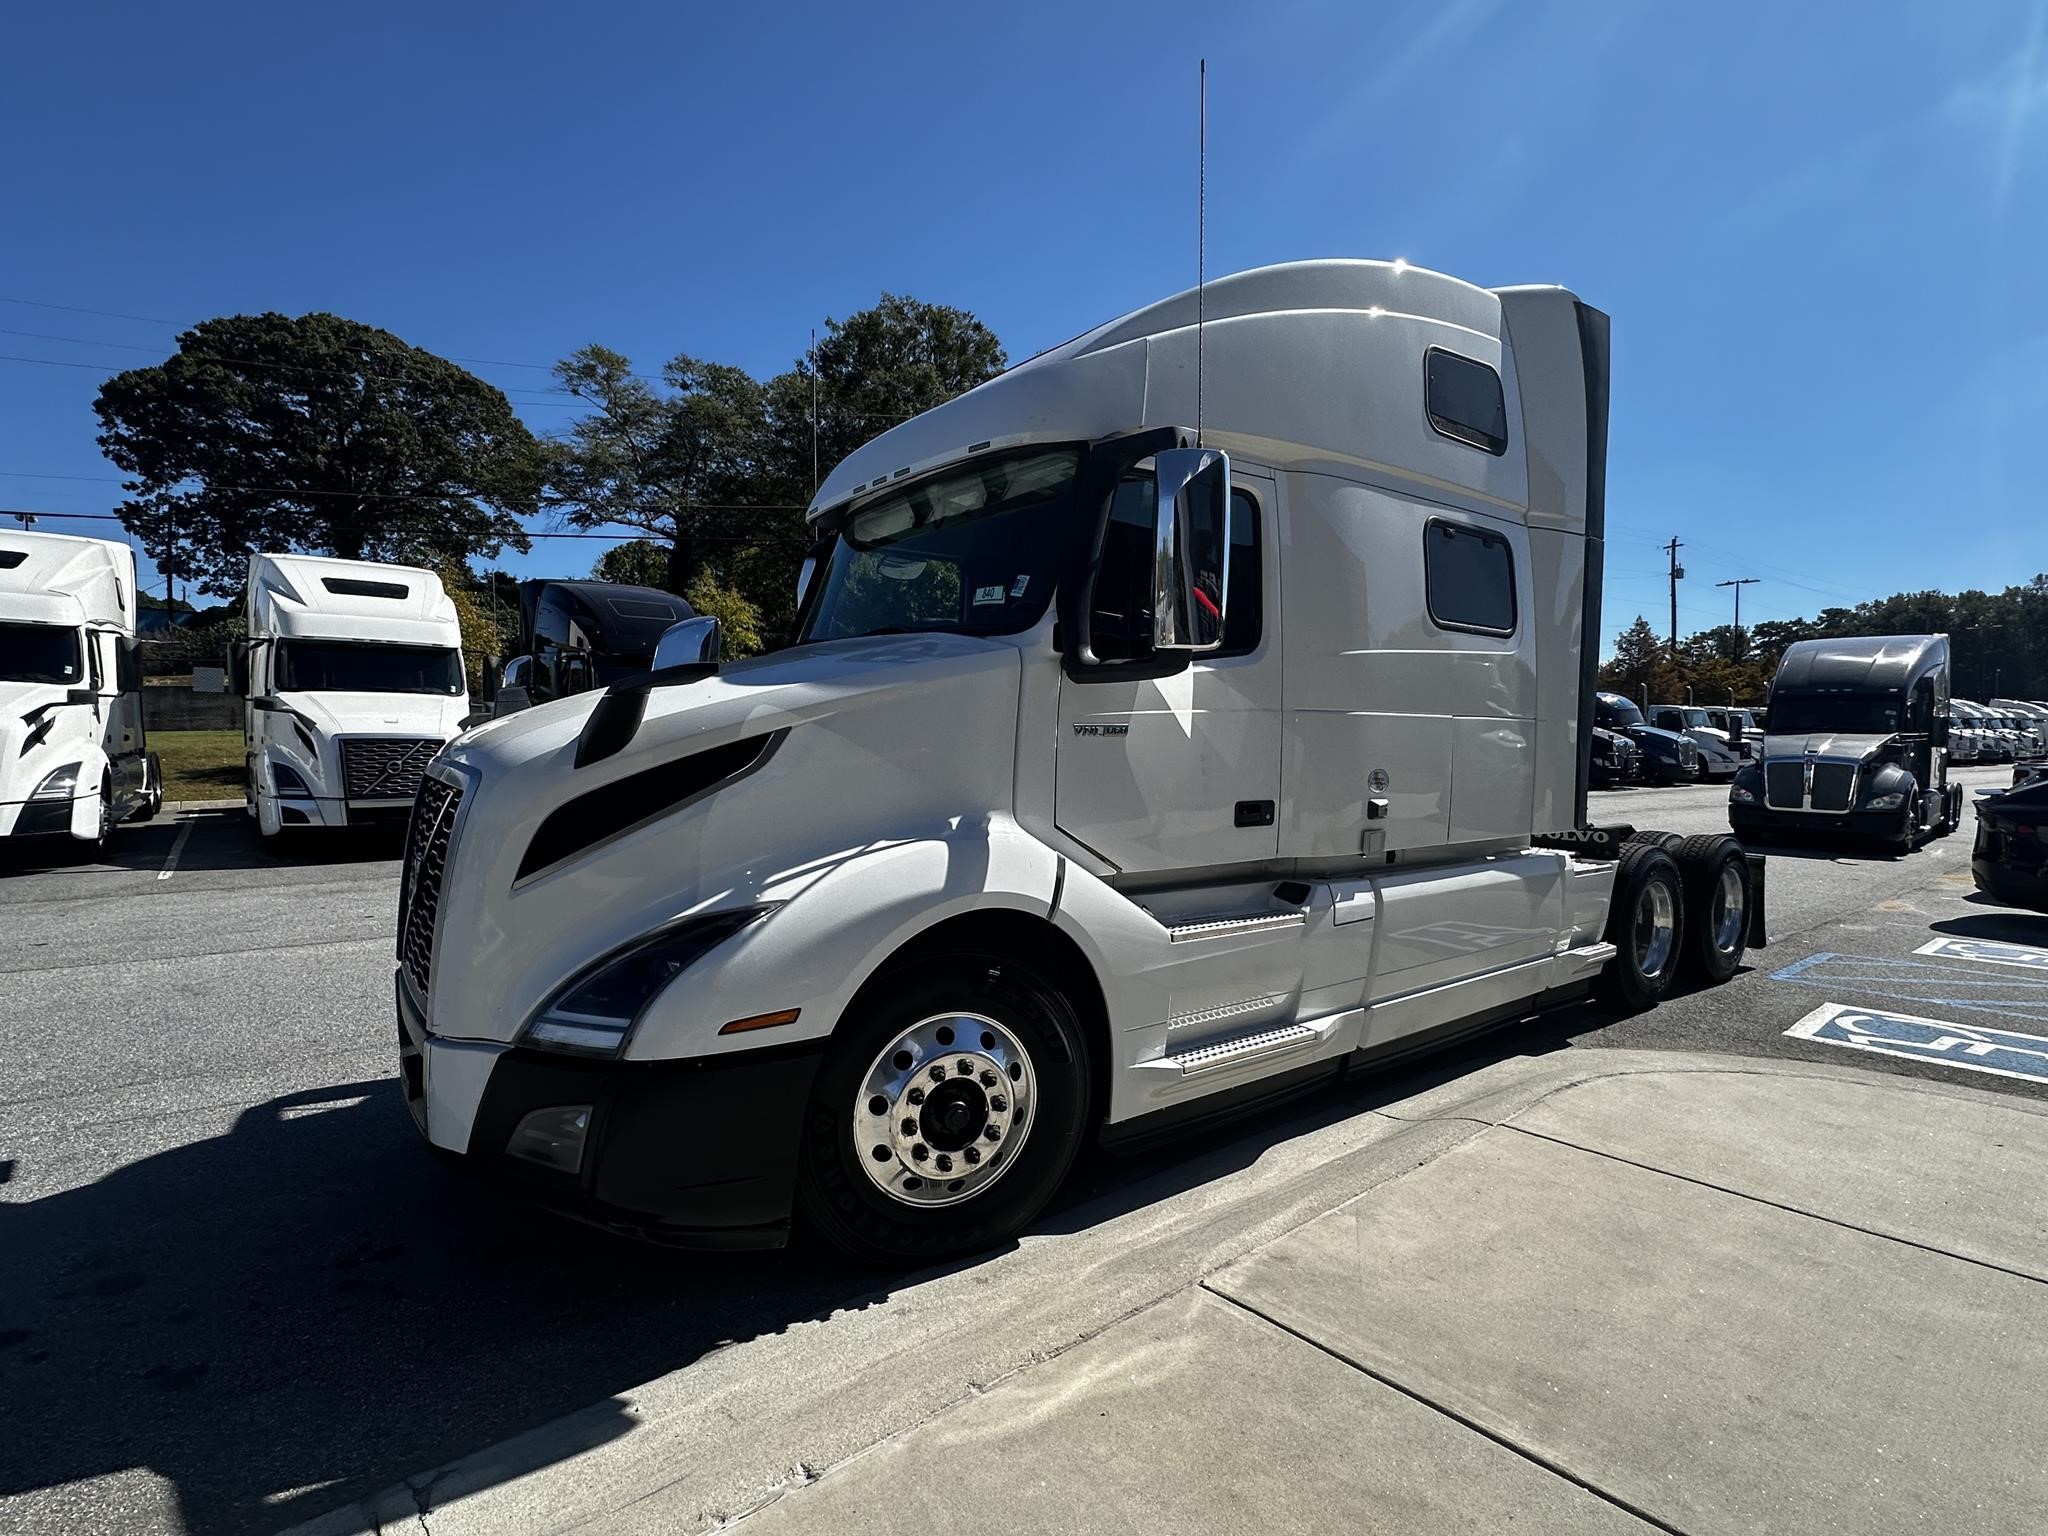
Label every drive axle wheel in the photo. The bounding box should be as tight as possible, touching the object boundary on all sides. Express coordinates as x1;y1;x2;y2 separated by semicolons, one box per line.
1675;833;1748;984
796;955;1090;1266
1598;843;1686;1012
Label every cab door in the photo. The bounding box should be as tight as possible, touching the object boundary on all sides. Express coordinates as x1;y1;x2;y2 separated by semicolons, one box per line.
1055;464;1282;873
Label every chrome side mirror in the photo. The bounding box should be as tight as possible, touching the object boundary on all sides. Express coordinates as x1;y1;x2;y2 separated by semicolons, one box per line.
495;655;534;716
1150;446;1230;652
652;615;724;671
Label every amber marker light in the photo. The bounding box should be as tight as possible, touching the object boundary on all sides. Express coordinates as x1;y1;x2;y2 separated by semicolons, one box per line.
718;1008;802;1036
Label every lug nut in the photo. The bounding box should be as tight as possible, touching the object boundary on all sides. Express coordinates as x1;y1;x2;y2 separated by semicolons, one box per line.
984;1126;1001;1142
963;1147;981;1165
979;1070;997;1087
911;1144;929;1162
990;1096;1007;1113
956;1059;974;1075
901;1118;917;1135
930;1065;947;1083
907;1087;924;1105
935;1155;953;1172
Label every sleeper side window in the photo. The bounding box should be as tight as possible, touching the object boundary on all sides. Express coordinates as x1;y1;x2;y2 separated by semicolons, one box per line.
1425;348;1508;455
1089;477;1263;662
1424;519;1516;636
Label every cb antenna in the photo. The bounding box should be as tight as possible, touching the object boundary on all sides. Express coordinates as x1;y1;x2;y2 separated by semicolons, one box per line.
1196;57;1206;448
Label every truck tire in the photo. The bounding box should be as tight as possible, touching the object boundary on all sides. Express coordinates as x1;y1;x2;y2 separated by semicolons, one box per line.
795;953;1093;1266
1598;844;1687;1012
1624;830;1684;854
1675;834;1748;984
1888;795;1920;856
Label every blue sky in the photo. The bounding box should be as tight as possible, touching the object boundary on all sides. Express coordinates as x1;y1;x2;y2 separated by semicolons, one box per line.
3;1;2043;652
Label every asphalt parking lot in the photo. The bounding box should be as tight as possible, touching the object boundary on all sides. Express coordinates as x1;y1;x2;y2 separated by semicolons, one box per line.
1;764;2040;1536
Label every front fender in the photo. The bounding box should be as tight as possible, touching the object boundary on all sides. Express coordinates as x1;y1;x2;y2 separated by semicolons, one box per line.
623;816;1061;1063
63;743;114;840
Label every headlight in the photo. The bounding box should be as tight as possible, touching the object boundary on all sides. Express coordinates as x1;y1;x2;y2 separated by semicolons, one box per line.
522;905;770;1056
1864;791;1905;811
273;762;313;796
30;762;82;800
1731;784;1756;804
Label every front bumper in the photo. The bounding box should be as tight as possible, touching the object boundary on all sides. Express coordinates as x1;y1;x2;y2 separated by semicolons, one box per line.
0;794;83;839
397;976;824;1249
1730;804;1905;840
1973;857;2048;911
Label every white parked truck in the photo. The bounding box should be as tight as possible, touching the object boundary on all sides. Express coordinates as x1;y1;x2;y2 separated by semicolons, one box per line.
233;554;468;839
0;530;159;848
395;260;1764;1262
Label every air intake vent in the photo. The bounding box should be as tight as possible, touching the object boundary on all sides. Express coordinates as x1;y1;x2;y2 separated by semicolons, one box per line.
0;551;25;570
517;730;784;881
322;576;408;599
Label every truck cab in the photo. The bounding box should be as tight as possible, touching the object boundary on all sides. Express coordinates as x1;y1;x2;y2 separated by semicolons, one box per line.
1594;693;1700;783
491;581;696;714
234;554;468;838
1646;703;1747;774
1730;634;1963;851
395;260;1763;1262
0;531;158;848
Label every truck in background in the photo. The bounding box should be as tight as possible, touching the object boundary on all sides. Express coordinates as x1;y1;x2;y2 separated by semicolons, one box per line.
395;259;1765;1263
231;554;467;841
0;530;159;849
487;580;696;715
1729;634;1964;852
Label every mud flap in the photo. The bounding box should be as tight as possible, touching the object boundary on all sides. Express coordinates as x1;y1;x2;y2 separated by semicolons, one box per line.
1744;852;1768;949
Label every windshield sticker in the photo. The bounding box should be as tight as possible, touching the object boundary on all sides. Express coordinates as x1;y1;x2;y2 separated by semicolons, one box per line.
1009;575;1030;598
973;584;1007;606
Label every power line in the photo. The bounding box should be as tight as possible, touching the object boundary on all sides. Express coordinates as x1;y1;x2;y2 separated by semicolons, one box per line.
0;296;178;327
1;507;785;543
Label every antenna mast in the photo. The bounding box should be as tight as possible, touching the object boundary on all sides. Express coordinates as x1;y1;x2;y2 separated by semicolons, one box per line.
1196;57;1206;448
810;327;820;494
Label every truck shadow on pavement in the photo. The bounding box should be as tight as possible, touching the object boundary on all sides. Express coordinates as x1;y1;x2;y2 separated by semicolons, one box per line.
0;1016;1603;1536
0;811;404;880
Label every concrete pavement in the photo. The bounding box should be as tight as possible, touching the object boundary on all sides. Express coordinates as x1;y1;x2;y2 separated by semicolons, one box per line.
292;1050;2048;1536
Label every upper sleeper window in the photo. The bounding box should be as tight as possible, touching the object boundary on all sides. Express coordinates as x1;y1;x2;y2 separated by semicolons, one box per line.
1425;519;1516;636
1425;348;1508;456
321;577;409;599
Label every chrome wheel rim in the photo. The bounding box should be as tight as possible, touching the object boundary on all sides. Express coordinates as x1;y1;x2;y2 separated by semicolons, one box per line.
1633;879;1676;977
1710;862;1745;952
855;1012;1035;1209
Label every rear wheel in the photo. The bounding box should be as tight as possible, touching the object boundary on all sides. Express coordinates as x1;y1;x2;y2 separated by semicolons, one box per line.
1598;844;1686;1012
1675;834;1748;984
1624;829;1684;855
795;954;1092;1266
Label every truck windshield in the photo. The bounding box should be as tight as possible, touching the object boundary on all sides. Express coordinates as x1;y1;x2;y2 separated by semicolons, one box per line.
798;448;1079;644
1768;695;1903;735
275;641;463;696
1596;695;1646;729
0;621;85;685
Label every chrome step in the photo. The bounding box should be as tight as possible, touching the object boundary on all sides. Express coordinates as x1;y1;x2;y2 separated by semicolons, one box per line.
1167;1022;1321;1076
1167;993;1285;1035
1162;910;1307;943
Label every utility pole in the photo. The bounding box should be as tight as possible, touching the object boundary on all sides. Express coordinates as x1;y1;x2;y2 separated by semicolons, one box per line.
1715;577;1759;655
1665;537;1685;654
810;327;820;495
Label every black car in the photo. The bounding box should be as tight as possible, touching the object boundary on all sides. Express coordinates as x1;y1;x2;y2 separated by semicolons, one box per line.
1594;693;1700;784
1973;779;2048;911
1589;725;1643;788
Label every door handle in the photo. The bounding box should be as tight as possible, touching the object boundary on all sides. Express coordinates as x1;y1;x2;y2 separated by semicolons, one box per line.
1234;800;1275;828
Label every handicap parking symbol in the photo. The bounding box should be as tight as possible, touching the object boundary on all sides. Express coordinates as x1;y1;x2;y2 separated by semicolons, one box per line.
1786;1002;2048;1084
1913;935;2048;972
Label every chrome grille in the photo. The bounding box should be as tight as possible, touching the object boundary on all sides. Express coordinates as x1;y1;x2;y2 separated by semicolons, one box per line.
398;775;462;998
1810;762;1857;812
343;737;439;801
1765;761;1804;809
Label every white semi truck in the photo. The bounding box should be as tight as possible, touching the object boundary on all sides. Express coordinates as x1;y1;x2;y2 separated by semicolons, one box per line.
233;554;468;839
395;260;1764;1262
0;530;160;848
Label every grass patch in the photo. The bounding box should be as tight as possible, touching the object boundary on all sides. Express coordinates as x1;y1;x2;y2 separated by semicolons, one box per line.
152;729;245;802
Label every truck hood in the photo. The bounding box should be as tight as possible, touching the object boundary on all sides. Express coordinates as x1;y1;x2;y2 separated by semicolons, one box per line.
1623;724;1689;752
1760;731;1897;761
275;690;469;740
0;682;95;801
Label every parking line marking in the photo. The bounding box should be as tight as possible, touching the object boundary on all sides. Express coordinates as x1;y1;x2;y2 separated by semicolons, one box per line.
157;819;193;881
1786;1001;2048;1084
1914;936;2048;971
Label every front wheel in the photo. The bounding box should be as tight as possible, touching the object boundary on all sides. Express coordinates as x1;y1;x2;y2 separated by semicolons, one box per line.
795;954;1093;1266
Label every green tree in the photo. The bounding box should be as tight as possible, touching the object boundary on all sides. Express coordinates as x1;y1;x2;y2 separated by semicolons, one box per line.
1598;615;1684;702
93;313;543;596
682;567;765;658
548;349;772;592
592;537;672;588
